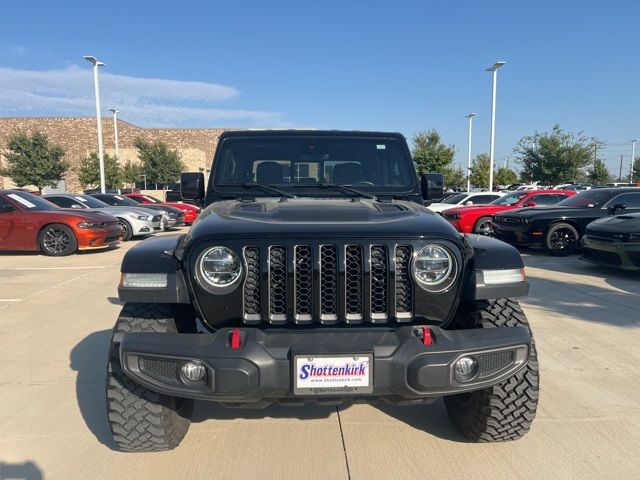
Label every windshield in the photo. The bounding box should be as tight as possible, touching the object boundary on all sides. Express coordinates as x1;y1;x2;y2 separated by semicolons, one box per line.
491;192;527;206
555;189;614;208
71;195;110;208
5;191;58;211
212;135;416;195
94;194;140;207
442;193;468;204
142;195;162;203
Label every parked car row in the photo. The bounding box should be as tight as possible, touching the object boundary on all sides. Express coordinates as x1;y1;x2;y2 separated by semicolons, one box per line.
0;189;200;256
437;186;640;271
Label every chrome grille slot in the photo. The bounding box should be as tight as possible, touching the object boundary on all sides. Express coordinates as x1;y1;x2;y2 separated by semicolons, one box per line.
394;245;413;320
370;245;388;322
294;245;313;323
243;247;261;323
320;245;339;323
344;245;363;322
268;246;287;323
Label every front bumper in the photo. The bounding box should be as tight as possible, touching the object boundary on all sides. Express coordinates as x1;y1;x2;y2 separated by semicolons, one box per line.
118;326;531;404
494;224;543;246
581;236;640;270
129;218;158;236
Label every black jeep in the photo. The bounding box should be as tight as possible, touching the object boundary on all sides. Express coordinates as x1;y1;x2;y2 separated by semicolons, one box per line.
107;130;538;451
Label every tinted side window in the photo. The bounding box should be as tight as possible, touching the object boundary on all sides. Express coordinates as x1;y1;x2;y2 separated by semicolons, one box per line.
48;197;82;208
610;192;640;208
530;194;559;206
472;195;499;204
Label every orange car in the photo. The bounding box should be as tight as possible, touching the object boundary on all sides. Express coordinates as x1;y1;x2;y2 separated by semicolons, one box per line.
0;189;121;256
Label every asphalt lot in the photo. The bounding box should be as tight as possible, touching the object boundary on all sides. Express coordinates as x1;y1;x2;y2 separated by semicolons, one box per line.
1;232;639;480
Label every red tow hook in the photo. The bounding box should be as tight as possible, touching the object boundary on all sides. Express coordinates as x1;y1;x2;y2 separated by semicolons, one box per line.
421;326;434;346
230;328;242;349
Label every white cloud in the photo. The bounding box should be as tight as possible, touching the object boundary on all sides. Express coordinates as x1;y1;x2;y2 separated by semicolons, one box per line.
0;65;286;127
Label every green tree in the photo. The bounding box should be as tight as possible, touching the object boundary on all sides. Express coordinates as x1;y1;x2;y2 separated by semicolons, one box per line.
77;152;122;190
411;129;460;187
469;153;491;188
121;160;143;189
446;166;466;190
0;132;69;193
631;157;640;183
134;138;185;188
495;167;518;186
514;125;597;185
587;159;612;184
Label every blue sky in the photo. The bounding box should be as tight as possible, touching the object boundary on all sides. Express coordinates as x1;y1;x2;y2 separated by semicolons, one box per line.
1;0;639;175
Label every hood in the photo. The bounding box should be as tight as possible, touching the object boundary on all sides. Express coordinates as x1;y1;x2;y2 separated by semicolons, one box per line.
445;204;510;215
83;206;157;218
588;213;640;233
500;205;589;218
187;198;461;240
133;204;180;215
54;210;117;222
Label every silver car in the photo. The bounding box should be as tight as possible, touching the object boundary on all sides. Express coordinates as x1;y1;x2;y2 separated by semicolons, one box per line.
43;194;162;241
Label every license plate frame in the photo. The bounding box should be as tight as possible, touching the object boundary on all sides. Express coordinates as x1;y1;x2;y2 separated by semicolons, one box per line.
293;353;373;396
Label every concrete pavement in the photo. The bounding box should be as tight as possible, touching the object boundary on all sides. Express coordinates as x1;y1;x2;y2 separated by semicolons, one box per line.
1;237;639;480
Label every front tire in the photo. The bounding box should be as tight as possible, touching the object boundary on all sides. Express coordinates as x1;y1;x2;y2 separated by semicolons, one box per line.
106;304;193;452
38;223;78;256
545;222;580;256
444;298;539;442
117;219;133;241
473;216;495;236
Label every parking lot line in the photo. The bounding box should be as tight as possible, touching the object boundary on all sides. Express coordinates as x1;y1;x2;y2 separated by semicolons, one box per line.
0;266;108;270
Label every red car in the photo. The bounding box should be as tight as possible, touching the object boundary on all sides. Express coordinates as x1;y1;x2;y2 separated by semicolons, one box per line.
124;193;200;225
442;190;577;235
0;190;121;256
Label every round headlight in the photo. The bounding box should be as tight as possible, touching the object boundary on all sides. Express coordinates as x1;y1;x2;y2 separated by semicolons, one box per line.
198;246;242;290
413;244;456;290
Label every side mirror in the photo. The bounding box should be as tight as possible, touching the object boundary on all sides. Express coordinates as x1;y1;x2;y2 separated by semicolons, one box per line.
420;173;444;203
524;201;537;207
181;172;205;200
0;204;16;213
607;203;626;215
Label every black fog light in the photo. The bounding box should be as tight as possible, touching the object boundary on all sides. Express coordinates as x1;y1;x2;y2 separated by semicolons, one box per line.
454;356;478;382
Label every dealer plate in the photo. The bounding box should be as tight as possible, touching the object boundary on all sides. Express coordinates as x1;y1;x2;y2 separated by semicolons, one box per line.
293;354;373;395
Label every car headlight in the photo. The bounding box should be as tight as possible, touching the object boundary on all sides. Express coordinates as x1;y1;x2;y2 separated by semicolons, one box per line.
196;246;242;292
134;214;150;220
628;233;640;242
77;221;104;229
412;244;457;291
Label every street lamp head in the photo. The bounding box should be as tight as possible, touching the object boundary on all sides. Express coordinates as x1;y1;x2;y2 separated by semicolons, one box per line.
109;108;119;114
83;55;106;67
466;113;477;118
485;61;506;72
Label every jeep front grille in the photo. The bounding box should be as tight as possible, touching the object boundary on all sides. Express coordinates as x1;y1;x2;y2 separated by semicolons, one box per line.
241;243;414;325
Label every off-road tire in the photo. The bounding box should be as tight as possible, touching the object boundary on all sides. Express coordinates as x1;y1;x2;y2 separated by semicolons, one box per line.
444;298;539;442
106;303;193;452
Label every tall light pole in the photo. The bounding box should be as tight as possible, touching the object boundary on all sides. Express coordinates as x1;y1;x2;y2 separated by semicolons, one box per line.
486;61;506;192
631;139;638;183
465;113;476;192
84;56;107;193
109;108;120;164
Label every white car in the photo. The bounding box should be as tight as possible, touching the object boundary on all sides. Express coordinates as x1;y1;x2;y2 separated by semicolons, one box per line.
428;191;505;213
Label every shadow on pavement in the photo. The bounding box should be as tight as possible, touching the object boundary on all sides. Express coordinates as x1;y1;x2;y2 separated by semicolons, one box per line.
0;461;43;480
373;400;467;442
191;400;335;422
70;329;118;450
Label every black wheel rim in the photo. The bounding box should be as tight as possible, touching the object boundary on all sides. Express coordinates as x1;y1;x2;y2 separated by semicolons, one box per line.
477;220;494;236
549;227;577;251
43;227;71;254
118;221;128;240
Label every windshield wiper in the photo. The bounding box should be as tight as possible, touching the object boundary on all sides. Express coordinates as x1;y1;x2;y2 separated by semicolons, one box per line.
226;183;296;199
294;183;377;200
